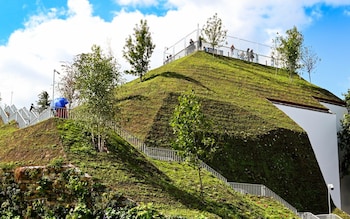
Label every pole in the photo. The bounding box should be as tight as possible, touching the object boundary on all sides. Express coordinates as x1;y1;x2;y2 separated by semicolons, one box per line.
53;69;55;104
52;69;60;104
328;188;331;214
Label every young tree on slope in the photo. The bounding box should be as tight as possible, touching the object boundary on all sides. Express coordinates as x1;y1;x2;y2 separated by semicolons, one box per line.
37;91;50;113
338;89;350;178
301;46;321;83
59;62;78;109
123;19;155;82
276;26;304;78
73;45;121;152
170;90;216;198
201;13;227;54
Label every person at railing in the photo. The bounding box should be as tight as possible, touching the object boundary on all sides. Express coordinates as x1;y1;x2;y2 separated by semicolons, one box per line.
230;44;235;57
250;49;255;63
198;36;203;50
186;39;196;55
270;52;275;67
239;50;245;60
29;103;35;112
246;48;250;61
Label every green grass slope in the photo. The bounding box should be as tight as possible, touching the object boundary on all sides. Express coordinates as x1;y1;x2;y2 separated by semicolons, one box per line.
0;118;301;218
116;51;343;213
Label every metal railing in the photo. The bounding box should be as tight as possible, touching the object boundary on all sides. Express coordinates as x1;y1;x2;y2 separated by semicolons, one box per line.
229;182;297;213
316;214;344;219
0;106;8;124
163;28;281;68
299;212;322;219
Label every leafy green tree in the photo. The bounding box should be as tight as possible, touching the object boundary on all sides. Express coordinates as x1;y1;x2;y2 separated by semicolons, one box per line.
276;26;304;78
301;46;321;83
339;89;350;177
73;44;121;152
37;91;50;113
170;90;216;198
201;13;227;53
123;19;155;82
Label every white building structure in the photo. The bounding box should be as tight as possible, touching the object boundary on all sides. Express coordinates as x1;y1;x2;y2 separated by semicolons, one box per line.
273;100;348;212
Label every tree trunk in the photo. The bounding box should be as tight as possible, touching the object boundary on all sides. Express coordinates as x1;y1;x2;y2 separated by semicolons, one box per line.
198;164;204;199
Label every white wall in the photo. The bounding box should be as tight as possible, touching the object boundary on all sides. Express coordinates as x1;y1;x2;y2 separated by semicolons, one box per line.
319;102;348;132
274;103;341;209
319;102;350;213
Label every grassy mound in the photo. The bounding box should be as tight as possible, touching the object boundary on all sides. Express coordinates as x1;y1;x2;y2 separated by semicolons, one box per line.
116;51;342;213
0;118;300;218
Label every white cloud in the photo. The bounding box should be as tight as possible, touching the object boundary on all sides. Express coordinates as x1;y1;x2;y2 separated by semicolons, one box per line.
0;0;349;108
116;0;158;7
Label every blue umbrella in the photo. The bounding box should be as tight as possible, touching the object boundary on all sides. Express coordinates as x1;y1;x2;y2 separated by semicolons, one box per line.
52;97;68;109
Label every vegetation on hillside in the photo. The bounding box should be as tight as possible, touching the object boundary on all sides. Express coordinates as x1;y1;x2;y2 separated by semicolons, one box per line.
0;118;301;218
116;51;342;213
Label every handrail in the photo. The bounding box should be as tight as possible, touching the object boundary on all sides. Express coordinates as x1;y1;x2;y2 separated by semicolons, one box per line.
163;28;282;69
0;106;8;124
317;214;344;219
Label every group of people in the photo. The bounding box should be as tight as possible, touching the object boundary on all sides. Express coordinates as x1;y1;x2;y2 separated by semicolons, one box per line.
164;38;259;64
229;44;256;62
246;48;255;62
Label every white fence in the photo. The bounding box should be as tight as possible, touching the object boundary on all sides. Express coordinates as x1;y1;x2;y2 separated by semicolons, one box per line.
163;28;280;68
229;182;297;213
316;214;344;219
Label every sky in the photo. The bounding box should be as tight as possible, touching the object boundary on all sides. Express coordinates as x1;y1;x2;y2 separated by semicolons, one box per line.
1;0;350;108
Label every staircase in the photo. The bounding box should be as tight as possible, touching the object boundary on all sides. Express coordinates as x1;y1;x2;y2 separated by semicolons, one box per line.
0;104;53;128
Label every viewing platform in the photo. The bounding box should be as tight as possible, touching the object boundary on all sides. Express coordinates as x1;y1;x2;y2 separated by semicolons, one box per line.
163;28;279;67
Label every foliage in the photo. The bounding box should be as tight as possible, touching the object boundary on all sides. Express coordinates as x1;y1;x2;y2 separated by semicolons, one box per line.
59;61;79;109
37;90;50;113
276;26;304;77
73;44;121;152
301;46;321;83
201;13;227;51
170;90;216;197
338;89;350;177
123;19;156;82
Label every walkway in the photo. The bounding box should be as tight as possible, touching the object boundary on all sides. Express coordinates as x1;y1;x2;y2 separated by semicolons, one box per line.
163;28;280;68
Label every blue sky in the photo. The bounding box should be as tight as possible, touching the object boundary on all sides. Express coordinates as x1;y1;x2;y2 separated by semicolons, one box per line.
1;0;350;108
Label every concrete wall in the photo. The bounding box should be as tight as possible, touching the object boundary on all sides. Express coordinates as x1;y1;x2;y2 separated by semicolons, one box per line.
319;102;350;213
274;103;342;209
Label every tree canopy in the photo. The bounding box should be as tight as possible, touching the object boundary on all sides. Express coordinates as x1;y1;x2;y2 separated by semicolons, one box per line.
123;19;155;82
201;13;227;52
170;90;216;197
276;26;304;77
37;91;50;113
301;46;320;83
338;89;350;177
73;44;121;152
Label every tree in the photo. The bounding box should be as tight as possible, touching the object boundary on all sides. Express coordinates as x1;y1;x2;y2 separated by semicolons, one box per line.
123;19;155;82
338;89;350;178
301;46;321;83
170;90;216;198
59;62;78;109
37;91;50;113
73;44;121;152
276;26;304;78
201;13;227;53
